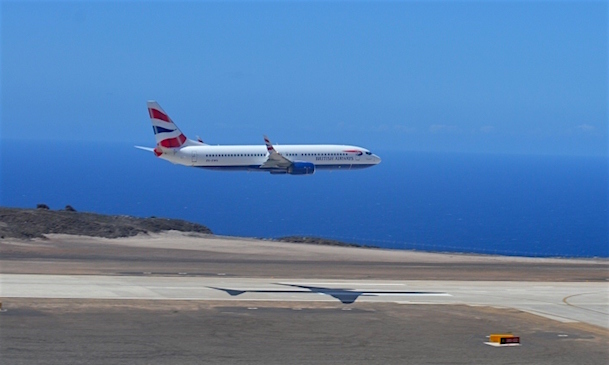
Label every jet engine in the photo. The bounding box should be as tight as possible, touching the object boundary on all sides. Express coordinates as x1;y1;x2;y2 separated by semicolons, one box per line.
287;162;315;175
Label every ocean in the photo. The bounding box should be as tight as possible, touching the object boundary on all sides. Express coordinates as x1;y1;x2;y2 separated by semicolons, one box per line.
1;140;607;257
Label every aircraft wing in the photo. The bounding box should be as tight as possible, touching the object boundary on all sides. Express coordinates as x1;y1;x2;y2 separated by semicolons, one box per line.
259;135;293;169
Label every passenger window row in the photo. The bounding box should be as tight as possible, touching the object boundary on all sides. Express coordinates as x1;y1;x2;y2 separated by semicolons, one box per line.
204;152;360;157
205;154;266;157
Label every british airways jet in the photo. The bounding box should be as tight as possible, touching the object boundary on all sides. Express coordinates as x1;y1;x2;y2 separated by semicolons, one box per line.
136;101;381;175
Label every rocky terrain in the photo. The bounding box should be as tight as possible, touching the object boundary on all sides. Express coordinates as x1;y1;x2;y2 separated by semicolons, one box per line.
277;236;375;248
0;206;212;239
0;207;366;248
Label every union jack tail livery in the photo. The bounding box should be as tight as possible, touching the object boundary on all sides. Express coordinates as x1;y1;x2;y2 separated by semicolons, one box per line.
148;101;188;149
143;101;205;156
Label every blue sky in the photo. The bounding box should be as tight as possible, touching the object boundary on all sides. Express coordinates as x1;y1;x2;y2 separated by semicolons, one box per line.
2;1;607;156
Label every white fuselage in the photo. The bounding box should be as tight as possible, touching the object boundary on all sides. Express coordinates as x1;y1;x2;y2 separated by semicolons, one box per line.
160;144;381;172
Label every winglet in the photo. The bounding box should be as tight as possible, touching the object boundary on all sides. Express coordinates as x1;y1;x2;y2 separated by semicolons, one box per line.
263;135;276;153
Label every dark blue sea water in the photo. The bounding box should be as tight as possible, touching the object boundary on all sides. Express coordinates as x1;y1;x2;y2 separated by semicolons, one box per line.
1;140;607;257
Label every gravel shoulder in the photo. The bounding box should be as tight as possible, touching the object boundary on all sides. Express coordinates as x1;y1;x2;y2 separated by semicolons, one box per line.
1;298;607;365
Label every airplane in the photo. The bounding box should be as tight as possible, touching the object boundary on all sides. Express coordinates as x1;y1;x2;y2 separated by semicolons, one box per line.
209;284;447;304
136;101;381;175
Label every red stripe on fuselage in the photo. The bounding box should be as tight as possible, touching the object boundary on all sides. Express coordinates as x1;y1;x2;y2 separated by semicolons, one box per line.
149;108;171;123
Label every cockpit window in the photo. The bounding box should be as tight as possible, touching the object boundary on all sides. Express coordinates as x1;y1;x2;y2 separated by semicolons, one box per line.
365;151;372;155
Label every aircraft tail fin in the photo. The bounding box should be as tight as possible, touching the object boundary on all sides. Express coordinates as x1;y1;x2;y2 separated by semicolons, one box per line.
147;100;190;149
147;101;208;150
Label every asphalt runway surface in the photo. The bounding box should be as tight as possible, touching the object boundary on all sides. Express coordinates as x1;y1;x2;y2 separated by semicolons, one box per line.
1;233;608;364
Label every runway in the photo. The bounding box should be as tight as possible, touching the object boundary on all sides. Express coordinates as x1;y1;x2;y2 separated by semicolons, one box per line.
2;274;607;329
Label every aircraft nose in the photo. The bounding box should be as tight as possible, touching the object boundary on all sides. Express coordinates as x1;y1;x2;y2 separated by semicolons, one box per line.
373;154;381;164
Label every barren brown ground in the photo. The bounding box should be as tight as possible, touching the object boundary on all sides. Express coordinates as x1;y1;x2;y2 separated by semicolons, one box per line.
1;232;607;281
1;233;607;364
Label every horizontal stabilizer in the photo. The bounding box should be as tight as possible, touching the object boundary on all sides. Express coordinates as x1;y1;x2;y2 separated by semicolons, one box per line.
134;146;154;152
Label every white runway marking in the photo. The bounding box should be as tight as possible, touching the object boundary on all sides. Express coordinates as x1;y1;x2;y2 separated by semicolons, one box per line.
1;274;607;329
